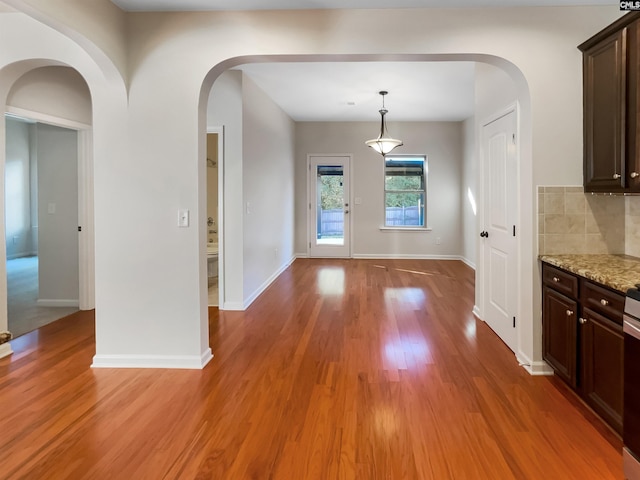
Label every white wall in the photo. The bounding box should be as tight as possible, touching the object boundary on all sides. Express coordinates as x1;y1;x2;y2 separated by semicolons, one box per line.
3;0;128;84
242;75;295;303
7;66;91;125
208;70;244;309
5;117;34;259
36;123;79;305
295;121;463;258
207;71;296;308
461;116;476;268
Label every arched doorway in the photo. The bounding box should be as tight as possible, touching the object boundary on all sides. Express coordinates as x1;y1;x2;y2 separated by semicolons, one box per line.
199;54;536;369
4;65;93;338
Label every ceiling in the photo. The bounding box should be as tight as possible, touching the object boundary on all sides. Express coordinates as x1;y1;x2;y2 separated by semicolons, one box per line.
110;0;616;122
233;62;476;122
111;0;616;12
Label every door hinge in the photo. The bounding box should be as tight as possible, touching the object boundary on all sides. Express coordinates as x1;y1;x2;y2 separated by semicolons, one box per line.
513;225;516;237
513;316;516;328
512;133;516;144
309;202;311;210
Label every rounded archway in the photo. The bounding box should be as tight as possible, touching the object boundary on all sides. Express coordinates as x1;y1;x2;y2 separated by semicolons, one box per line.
199;53;536;368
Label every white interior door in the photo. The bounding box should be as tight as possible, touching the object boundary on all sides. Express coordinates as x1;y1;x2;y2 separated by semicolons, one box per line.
481;110;518;353
308;155;351;258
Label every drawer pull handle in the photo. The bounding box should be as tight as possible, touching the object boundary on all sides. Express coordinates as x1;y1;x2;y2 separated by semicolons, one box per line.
632;172;640;179
566;309;574;317
600;299;609;306
613;173;621;179
579;317;587;325
553;277;560;283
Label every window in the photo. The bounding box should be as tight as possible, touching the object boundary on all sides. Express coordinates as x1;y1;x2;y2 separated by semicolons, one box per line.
384;155;426;228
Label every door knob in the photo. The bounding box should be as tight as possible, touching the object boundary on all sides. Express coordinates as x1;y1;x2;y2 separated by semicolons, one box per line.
480;231;489;238
632;172;639;179
344;210;349;214
566;309;574;317
613;173;621;179
579;317;587;324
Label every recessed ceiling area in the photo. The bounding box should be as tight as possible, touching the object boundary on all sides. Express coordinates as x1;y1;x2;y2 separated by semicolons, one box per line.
233;61;476;122
111;0;617;12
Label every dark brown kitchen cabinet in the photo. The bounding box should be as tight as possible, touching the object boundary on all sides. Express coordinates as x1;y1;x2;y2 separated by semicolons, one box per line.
579;12;640;193
580;306;624;435
543;285;578;388
541;262;624;435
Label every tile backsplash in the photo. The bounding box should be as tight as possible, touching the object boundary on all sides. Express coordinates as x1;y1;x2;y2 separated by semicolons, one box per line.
627;196;640;257
537;186;640;256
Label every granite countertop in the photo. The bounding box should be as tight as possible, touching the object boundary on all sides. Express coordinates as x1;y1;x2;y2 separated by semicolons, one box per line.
539;254;640;294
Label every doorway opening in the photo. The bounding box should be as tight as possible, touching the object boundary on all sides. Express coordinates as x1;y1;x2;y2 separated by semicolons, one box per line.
206;127;224;308
308;155;351;258
5;116;85;337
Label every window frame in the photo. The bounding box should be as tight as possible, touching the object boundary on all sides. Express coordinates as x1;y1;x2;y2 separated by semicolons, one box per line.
382;154;428;230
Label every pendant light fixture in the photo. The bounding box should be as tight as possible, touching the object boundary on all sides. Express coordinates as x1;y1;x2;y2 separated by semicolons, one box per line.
365;90;403;156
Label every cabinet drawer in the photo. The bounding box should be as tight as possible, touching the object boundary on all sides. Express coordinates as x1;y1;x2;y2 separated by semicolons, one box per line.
581;280;624;324
542;264;579;299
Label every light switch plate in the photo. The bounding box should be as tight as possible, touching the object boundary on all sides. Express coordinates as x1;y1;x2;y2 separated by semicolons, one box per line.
178;209;190;227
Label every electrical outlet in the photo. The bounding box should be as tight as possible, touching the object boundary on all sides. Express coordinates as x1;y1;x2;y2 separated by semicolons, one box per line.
436;237;442;245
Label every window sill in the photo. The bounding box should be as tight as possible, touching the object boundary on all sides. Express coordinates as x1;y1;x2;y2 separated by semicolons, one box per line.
379;226;432;232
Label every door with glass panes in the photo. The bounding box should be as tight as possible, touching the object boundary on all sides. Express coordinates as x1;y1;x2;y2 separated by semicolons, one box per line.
308;155;351;257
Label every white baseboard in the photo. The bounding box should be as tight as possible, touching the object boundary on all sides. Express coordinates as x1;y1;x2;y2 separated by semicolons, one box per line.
295;252;309;259
242;255;296;310
460;257;476;270
351;254;465;260
92;348;213;369
6;252;37;260
37;299;79;307
517;352;554;376
472;305;482;320
221;301;245;311
0;343;13;359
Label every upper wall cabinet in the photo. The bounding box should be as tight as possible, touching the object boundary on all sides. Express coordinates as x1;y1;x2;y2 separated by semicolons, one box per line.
580;12;640;193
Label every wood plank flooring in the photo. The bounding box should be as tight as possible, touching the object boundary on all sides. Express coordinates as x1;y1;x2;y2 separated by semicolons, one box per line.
0;259;623;479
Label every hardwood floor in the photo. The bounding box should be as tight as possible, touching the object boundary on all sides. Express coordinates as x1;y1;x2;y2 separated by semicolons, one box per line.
0;259;623;479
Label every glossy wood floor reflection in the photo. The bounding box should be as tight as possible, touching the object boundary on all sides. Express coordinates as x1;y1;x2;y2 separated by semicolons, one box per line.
0;259;623;479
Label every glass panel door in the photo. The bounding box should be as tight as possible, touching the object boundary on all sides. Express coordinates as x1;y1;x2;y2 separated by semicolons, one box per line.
308;156;350;257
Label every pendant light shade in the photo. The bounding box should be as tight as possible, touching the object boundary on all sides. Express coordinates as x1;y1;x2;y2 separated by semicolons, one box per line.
365;91;403;156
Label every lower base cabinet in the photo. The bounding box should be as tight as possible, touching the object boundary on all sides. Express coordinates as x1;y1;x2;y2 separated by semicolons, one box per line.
542;262;623;435
581;307;624;434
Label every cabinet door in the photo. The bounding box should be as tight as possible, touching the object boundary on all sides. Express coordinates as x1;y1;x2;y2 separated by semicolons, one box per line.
581;307;623;434
583;28;626;192
543;286;578;388
628;19;640;191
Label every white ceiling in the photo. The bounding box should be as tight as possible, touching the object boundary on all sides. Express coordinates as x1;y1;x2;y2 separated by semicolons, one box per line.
110;0;616;122
111;0;616;12
234;62;476;122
